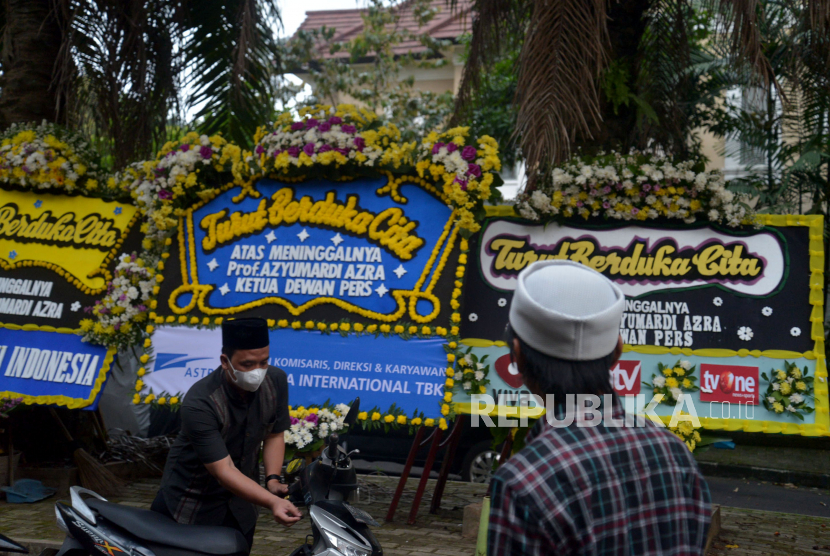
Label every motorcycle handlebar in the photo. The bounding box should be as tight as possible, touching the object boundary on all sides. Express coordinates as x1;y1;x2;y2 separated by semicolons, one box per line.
326;433;339;460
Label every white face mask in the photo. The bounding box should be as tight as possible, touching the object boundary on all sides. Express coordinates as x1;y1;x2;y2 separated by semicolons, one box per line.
226;360;268;392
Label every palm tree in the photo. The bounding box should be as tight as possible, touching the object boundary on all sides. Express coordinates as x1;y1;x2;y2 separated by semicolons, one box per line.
454;0;829;186
0;0;281;168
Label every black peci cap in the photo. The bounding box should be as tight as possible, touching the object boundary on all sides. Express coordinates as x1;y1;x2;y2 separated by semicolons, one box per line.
222;318;269;351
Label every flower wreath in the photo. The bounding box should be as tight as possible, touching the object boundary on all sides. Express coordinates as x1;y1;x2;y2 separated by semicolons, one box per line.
0;122;107;197
761;361;815;420
644;360;699;405
515;152;756;227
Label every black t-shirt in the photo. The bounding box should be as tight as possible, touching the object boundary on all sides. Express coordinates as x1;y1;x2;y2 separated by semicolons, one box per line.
158;366;290;529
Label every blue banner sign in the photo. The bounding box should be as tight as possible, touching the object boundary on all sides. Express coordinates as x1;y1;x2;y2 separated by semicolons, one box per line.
145;326;447;418
0;326;112;408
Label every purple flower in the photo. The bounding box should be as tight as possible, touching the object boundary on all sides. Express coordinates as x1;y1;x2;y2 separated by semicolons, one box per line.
180;144;190;152
290;417;300;425
639;191;647;198
114;322;121;331
461;145;477;162
200;145;213;159
589;189;598;197
577;200;584;208
21;165;30;174
287;146;301;158
319;122;332;133
603;201;611;209
255;145;264;155
653;185;661;192
642;184;652;191
303;143;316;156
631;208;640;215
318;145;333;153
335;147;349;156
602;186;612;194
454;177;468;191
615;182;623;190
467;163;482;178
342;124;357;134
119;294;127;301
446;142;458;153
291;122;305;131
153;167;166;177
354;137;365;152
305;413;319;424
158;189;172;200
137;305;147;312
329;116;343;125
306;118;319;129
432;142;445;154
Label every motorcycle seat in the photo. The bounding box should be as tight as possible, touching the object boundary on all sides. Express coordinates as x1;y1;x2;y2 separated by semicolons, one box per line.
86;499;248;556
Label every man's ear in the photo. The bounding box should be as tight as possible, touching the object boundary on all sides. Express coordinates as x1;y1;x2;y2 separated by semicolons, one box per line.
220;353;231;372
611;335;624;366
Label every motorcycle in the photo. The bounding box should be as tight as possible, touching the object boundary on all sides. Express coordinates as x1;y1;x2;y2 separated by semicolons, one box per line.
285;397;381;556
48;398;380;556
0;533;29;554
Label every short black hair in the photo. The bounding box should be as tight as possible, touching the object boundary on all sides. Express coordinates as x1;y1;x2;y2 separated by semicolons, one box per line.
221;346;236;359
504;323;616;404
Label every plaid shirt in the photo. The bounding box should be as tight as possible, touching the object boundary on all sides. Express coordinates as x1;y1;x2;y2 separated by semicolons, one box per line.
488;405;711;556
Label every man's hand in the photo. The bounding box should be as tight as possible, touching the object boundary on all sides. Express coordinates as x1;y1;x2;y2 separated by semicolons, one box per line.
271;497;302;526
268;481;289;497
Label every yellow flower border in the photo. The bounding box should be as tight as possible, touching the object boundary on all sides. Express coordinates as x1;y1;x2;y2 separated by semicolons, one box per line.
0;322;115;409
453;212;828;437
160;174;456;324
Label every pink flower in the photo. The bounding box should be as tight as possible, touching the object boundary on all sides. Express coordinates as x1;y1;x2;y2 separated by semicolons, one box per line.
354;137;365;152
642;184;652;191
577;200;584;207
467;163;482;178
303;143;316;156
291;122;305;131
653;185;661;192
446;143;458;153
602;186;612;194
200;145;213;159
342;124;357;134
603;201;611;209
461;146;477;161
431;142;445;154
631;208;640;215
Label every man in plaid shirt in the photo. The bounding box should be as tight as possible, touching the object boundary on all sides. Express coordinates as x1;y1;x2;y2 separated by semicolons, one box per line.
488;261;711;555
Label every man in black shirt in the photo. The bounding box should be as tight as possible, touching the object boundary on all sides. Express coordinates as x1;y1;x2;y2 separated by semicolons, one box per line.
151;318;301;553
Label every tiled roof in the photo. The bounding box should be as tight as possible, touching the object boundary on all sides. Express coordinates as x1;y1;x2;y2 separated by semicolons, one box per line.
295;0;472;58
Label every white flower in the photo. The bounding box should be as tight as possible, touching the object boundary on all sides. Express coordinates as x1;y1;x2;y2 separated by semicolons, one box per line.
786;404;797;413
476;362;485;371
468;313;478;322
474;371;484;381
680;360;692;370
670;388;683;401
737;326;754;341
498;298;507;307
791;327;801;337
789;393;804;404
713;297;723;307
772;382;780;391
463;354;473;366
767;396;776;404
762;306;773;317
463;381;472;391
653;376;666;388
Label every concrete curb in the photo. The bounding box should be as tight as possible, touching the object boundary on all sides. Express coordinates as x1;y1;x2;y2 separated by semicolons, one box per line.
0;538;62;556
698;461;830;489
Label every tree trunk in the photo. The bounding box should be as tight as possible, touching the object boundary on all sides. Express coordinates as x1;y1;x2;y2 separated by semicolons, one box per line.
577;0;650;155
0;0;64;129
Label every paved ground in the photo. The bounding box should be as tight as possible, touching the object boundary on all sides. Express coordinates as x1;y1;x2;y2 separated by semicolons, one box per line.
3;475;830;555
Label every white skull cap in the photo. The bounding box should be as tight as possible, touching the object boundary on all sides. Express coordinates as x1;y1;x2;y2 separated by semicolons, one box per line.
508;260;625;360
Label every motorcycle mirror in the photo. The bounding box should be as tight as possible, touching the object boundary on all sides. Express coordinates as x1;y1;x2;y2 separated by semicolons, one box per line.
344;397;360;426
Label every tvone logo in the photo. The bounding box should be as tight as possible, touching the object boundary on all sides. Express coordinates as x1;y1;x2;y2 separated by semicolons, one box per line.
610;361;641;396
699;363;759;405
